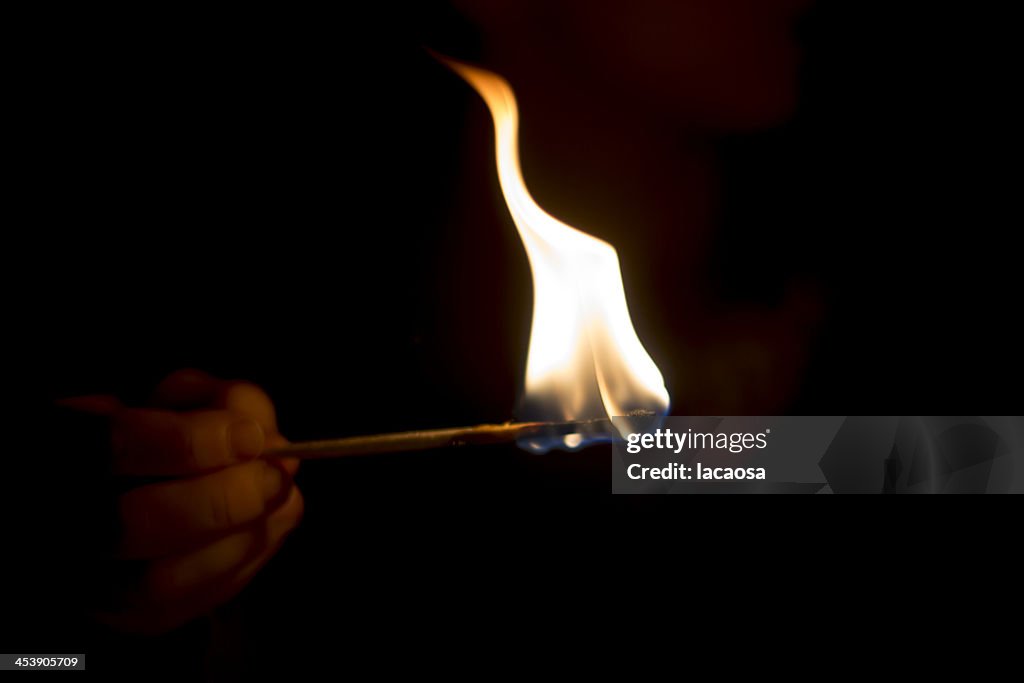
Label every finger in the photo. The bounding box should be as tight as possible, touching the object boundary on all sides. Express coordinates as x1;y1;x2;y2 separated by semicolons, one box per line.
111;408;266;476
96;487;303;635
214;381;284;444
151;372;282;439
140;485;302;601
117;461;291;558
55;394;123;416
147;372;295;476
215;382;298;475
153;375;290;451
149;369;224;410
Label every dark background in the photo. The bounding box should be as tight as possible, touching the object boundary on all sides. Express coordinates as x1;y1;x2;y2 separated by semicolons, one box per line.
5;2;1020;674
15;4;1018;418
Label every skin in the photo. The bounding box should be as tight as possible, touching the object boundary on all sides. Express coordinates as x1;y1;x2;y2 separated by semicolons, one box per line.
55;1;811;633
60;369;303;635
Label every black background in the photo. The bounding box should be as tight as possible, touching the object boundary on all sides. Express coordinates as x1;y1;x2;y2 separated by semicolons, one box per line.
13;4;1018;418
4;2;1020;674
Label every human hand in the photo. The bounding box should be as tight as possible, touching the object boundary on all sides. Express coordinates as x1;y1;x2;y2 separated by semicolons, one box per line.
60;369;303;635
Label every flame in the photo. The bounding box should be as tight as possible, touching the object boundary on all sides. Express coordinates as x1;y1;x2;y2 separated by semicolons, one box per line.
443;57;670;450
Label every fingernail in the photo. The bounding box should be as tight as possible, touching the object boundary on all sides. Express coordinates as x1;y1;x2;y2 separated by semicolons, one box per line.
230;419;265;459
261;463;286;501
268;485;302;528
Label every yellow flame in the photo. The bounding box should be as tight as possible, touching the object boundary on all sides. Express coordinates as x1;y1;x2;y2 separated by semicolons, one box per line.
443;57;670;444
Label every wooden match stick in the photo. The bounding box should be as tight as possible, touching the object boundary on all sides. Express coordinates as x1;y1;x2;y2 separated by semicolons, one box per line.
264;420;610;460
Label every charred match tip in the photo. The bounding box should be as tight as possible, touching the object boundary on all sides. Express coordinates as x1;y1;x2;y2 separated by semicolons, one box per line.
263;418;614;460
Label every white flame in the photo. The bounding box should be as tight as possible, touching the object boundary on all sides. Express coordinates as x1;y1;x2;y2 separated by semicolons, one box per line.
444;57;670;447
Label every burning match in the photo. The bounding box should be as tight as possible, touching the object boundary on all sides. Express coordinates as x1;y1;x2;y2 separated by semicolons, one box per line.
272;57;672;459
265;419;615;460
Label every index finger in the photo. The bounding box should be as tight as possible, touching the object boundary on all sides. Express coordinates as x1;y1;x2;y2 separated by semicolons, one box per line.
150;371;285;445
111;408;265;476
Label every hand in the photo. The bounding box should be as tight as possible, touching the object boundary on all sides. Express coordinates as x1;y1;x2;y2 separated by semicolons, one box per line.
61;369;303;635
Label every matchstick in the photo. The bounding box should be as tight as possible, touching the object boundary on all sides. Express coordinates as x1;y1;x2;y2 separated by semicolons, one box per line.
264;420;610;460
